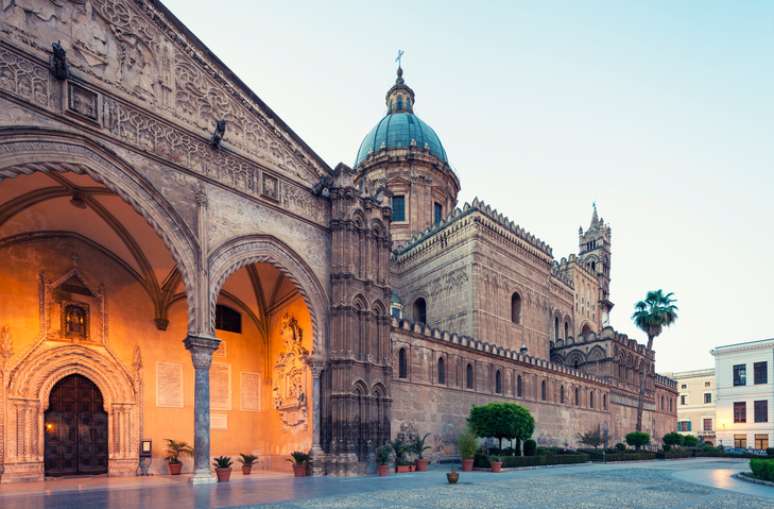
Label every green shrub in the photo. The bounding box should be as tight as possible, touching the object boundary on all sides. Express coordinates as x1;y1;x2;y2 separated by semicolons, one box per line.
615;443;626;452
523;439;537;456
750;458;774;481
767;448;774;457
682;435;699;447
500;454;589;468
662;432;683;448
588;451;656;462
625;432;651;451
657;448;695;459
474;449;490;468
457;428;478;459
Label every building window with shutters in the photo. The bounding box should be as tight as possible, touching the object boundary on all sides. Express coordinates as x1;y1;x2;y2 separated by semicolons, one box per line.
734;434;747;448
703;418;712;431
433;202;442;224
755;434;769;450
391;195;406;222
733;364;747;386
755;400;768;423
754;362;768;384
704;393;712;404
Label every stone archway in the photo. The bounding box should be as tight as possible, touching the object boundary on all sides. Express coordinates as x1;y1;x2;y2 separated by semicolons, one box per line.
3;343;137;482
207;234;329;459
0;128;200;331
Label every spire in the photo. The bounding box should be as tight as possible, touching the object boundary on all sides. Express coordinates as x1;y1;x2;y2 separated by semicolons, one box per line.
589;202;601;230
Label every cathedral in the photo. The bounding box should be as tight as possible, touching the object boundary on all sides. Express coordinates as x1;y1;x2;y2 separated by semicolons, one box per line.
0;0;675;482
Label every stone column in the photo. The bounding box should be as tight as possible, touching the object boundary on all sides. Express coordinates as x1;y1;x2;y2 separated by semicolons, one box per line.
184;334;220;484
308;356;325;475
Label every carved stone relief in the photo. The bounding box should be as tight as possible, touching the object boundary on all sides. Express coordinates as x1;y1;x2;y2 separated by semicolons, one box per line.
41;264;106;345
272;313;308;430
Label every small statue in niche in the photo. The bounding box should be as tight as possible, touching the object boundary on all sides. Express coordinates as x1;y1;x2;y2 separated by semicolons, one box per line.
64;303;88;339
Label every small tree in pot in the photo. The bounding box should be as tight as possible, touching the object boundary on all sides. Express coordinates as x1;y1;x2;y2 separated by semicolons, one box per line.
489;455;503;473
391;438;412;473
239;453;258;475
288;450;311;477
413;433;432;471
457;428;477;472
213;456;233;482
376;444;392;476
164;439;192;475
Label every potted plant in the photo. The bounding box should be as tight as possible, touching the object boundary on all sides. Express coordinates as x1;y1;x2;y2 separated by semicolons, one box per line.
391;438;411;473
414;433;432;472
457;429;477;472
489;455;503;473
239;453;258;475
447;466;459;484
165;439;192;475
288;450;310;477
213;456;233;482
376;444;392;476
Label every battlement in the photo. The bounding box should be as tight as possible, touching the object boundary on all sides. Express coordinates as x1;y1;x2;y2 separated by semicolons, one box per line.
551;325;652;357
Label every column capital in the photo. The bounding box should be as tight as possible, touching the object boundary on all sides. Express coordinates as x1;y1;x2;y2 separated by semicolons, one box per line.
184;334;220;370
306;354;326;376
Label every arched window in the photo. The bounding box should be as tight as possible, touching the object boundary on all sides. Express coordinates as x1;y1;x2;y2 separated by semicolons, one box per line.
437;357;446;384
541;380;547;401
560;385;565;404
398;348;408;379
575;387;580;405
516;375;523;397
413;298;427;324
554;316;560;339
511;292;522;324
590;391;595;409
495;370;502;394
466;363;474;389
581;324;593;337
564;321;570;339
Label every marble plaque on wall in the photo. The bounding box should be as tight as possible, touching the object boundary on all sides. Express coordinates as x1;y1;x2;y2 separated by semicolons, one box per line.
240;372;261;412
211;413;228;430
156;361;184;408
210;362;231;411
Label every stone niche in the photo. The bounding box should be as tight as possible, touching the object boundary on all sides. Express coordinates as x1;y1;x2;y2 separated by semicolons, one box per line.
272;313;309;430
42;266;106;345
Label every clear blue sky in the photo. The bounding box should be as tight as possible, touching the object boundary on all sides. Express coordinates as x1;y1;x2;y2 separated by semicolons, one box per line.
164;0;774;372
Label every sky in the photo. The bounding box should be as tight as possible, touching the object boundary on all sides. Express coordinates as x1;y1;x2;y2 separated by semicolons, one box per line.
164;1;774;373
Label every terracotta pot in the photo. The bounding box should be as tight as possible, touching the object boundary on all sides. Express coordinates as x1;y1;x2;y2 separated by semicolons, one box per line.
293;463;307;477
462;458;474;472
415;458;429;472
242;464;252;475
490;461;503;473
447;471;459;484
377;464;390;476
396;465;411;473
410;464;416;472
216;467;232;482
168;462;182;475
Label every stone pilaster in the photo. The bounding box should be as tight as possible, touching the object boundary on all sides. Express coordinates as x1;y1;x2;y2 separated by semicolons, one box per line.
308;357;325;474
183;334;220;484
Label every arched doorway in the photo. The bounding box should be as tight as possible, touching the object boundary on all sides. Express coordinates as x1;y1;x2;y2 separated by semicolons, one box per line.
44;374;108;476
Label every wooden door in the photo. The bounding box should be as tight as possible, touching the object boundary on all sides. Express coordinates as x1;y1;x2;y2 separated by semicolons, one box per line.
44;374;108;476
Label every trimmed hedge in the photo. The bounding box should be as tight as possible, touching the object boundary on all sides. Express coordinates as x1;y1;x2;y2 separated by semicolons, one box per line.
475;453;589;468
657;449;695;459
750;458;774;482
588;451;657;462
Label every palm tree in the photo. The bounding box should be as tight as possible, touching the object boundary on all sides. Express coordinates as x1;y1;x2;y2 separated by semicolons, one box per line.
632;290;678;432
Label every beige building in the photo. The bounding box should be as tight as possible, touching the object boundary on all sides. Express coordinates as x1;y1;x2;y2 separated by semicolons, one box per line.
668;369;716;444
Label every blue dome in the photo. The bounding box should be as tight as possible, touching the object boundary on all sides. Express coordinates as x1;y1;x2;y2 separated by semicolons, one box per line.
355;112;448;167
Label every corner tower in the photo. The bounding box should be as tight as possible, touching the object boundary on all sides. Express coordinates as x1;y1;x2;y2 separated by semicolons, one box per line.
578;203;614;325
355;66;460;246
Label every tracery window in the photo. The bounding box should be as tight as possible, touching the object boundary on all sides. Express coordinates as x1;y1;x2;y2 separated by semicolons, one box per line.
398;348;408;379
495;370;502;394
437;357;446;385
466;363;474;389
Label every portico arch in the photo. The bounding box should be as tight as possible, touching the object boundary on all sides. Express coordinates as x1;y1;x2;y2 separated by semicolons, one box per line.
0;129;200;331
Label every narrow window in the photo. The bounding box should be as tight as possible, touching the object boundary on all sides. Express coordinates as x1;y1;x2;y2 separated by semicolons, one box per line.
398;348;408;379
603;393;607;410
466;363;474;389
733;364;747;386
215;304;242;333
589;391;595;409
511;292;522;324
703;418;712;431
575;387;580;405
433;202;443;225
495;370;502;394
541;380;547;401
704;393;712;404
560;385;565;404
554;316;560;339
516;375;523;397
437;357;446;385
413;298;427;324
755;400;768;423
680;395;686;405
734;401;747;423
391;195;406;222
564;321;569;339
754;362;768;384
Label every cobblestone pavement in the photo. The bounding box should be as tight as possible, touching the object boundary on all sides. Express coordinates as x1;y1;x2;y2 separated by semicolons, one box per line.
1;458;772;508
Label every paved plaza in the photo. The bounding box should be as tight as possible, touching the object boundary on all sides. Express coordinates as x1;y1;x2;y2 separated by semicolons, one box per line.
0;458;772;508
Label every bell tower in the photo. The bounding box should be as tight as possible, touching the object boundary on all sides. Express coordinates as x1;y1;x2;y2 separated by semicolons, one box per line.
578;203;614;325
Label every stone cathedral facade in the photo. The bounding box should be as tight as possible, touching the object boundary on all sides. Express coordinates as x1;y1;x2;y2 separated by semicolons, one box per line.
0;0;675;481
